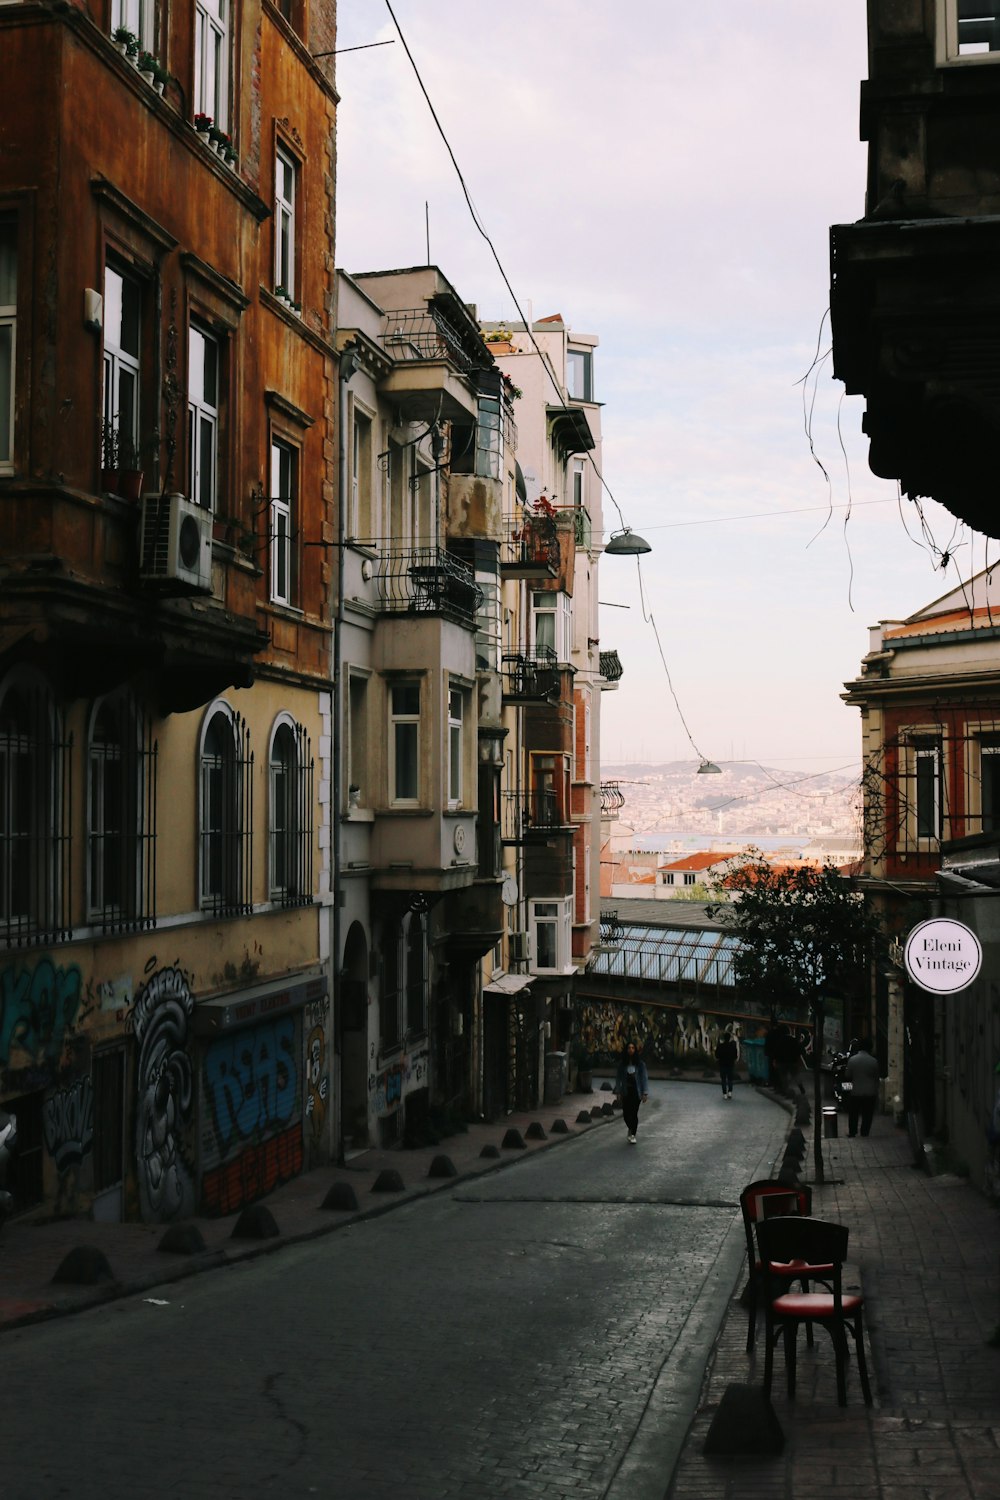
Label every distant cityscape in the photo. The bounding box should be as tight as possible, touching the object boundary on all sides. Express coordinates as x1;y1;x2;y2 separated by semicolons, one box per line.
602;759;862;859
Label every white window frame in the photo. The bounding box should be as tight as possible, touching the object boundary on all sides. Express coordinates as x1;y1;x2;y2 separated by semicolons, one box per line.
529;897;572;974
531;589;572;663
939;3;1000;63
572;458;586;510
188;322;219;512
0;220;15;475
350;404;372;541
389;679;421;807
269;436;295;606
567;347;593;401
194;0;228;127
274;145;297;298
103;263;142;469
448;685;464;808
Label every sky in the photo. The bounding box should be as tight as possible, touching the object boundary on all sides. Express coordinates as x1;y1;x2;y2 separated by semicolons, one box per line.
332;2;985;776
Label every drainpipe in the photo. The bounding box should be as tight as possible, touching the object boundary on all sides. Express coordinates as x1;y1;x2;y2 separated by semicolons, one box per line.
333;344;359;1165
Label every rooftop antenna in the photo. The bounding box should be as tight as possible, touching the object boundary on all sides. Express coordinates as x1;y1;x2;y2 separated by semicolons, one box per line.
425;201;430;266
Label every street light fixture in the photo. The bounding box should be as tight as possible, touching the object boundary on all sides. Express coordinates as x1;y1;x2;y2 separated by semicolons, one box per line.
604;527;652;556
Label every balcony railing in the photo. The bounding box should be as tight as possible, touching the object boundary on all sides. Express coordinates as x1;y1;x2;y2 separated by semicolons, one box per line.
501;789;571;843
600;649;623;684
500;649;560;703
500;513;560;576
600;780;625;818
381;307;479;373
372;547;483;628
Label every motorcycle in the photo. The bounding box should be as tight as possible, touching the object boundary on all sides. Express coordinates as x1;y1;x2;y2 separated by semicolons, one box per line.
0;1107;17;1230
829;1041;858;1107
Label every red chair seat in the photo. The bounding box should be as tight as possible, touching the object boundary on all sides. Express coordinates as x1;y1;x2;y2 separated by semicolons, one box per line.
772;1291;863;1317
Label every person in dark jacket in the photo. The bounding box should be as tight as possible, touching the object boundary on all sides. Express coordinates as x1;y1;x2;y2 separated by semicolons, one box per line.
843;1037;880;1137
715;1029;738;1099
613;1041;649;1144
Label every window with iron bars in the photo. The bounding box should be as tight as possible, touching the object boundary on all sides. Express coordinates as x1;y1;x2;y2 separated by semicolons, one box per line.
269;718;313;907
200;706;253;916
0;674;72;947
88;692;157;933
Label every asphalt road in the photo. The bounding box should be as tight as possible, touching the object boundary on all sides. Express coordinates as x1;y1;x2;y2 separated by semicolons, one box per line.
7;1082;788;1500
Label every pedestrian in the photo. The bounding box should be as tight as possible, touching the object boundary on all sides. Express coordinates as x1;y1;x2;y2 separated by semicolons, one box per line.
843;1036;880;1137
613;1040;649;1144
715;1029;738;1099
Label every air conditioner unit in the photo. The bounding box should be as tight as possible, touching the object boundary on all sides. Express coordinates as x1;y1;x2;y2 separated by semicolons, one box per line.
508;931;530;963
139;492;213;593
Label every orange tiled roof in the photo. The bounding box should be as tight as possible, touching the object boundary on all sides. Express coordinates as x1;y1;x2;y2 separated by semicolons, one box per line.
884;605;997;640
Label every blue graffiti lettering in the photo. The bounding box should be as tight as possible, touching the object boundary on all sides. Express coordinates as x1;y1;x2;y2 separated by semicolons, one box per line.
205;1017;298;1152
0;958;83;1067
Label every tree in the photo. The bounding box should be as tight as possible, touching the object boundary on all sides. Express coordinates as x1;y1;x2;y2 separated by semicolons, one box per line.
708;851;879;1182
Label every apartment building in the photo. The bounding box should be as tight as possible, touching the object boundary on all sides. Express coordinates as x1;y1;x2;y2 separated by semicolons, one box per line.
843;570;1000;1189
0;0;336;1221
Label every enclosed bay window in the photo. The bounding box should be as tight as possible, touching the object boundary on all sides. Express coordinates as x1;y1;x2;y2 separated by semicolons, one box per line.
531;589;571;662
274;145;297;298
188;322;219;511
269;436;296;605
530;897;571;973
567;347;593;401
0;220;15;473
448;686;464;806
389;680;420;805
194;0;228;126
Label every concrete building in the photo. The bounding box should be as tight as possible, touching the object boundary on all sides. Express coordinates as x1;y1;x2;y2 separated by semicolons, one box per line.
0;0;337;1221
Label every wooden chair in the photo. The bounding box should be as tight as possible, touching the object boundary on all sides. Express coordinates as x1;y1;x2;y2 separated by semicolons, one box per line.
739;1178;812;1351
756;1215;872;1407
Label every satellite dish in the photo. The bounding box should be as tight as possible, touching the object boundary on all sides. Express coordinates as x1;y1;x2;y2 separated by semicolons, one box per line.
501;875;518;906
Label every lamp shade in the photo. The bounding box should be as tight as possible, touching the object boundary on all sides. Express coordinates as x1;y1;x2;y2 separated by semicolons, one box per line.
697;759;722;775
604;528;652;556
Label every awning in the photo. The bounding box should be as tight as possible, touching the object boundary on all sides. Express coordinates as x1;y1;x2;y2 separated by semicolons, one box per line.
193;971;327;1035
546;404;595;456
484;973;533;997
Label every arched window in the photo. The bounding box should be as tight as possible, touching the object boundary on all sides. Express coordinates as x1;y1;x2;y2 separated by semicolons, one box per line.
268;717;313;906
88;691;157;932
0;672;71;945
200;705;252;915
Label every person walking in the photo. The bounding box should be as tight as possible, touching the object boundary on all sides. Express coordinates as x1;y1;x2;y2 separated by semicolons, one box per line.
613;1041;649;1144
843;1037;880;1137
715;1029;738;1099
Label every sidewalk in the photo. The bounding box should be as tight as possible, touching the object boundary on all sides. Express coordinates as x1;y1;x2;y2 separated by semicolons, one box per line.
668;1110;1000;1500
0;1090;622;1331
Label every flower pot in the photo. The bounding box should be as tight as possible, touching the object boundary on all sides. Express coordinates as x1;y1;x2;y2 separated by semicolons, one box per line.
139;69;155;84
118;469;144;501
101;468;119;496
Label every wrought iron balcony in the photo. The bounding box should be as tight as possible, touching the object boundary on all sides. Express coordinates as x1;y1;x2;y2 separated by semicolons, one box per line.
500;649;560;704
600;780;625;818
380;306;481;373
500;513;559;578
501;789;571;844
372;547;482;628
600;649;623;684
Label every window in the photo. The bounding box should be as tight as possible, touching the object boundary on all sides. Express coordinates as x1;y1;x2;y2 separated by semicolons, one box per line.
475;395;501;479
0;674;72;946
88;692;157;931
530;752;569;827
980;736;1000;831
389;681;420;804
683;873;696;887
350;408;372;540
111;0;154;49
269;718;313;905
103;263;142;471
348;672;369;805
942;3;1000;59
914;738;941;841
188;323;219;511
572;458;586;510
194;0;228;126
200;705;252;914
274;146;297;298
448;686;464;806
530;898;571;973
0;220;15;473
270;436;296;605
531;590;571;662
567;348;593;401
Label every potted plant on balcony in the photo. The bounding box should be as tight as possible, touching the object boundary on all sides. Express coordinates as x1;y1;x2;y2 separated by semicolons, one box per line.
137;50;157;84
193;111;213;134
118;437;144;501
112;26;138;58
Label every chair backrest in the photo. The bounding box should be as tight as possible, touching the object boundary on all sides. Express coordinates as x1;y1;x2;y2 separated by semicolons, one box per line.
755;1214;849;1275
739;1178;812;1264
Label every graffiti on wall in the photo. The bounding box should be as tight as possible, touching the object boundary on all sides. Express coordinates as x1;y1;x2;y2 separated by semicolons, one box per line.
202;1122;304;1216
128;961;195;1224
204;1016;298;1157
305;1025;327;1145
42;1077;94;1171
0;957;82;1073
369;1048;427;1118
577;1002;749;1066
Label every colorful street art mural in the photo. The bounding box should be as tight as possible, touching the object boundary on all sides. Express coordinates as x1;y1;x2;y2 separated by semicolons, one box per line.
305;1024;327;1146
42;1077;94;1172
576;1000;813;1070
128;960;196;1224
369;1046;428;1118
202;1123;304;1216
0;956;83;1078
